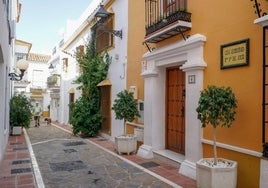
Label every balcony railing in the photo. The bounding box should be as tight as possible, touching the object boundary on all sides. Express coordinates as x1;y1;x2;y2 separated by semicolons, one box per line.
145;0;191;43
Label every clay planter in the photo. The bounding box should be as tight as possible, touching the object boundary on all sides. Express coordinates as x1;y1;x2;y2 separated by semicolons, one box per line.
115;134;137;155
196;158;237;188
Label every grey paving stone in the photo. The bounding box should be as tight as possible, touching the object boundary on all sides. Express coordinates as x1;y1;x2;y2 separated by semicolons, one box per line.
139;161;160;168
26;126;173;188
12;159;30;165
11;168;32;174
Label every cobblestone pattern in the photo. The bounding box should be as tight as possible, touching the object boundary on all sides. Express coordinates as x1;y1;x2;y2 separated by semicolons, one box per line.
27;126;173;188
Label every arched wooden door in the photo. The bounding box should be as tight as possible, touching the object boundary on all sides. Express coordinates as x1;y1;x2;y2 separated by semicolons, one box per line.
166;67;185;154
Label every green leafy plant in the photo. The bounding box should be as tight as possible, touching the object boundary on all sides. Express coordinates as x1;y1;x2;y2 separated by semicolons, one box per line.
196;85;238;165
69;31;111;137
70;97;102;137
10;93;33;129
112;90;140;135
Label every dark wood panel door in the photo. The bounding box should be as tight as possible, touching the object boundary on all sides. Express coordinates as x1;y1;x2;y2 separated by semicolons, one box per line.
100;86;111;135
166;67;185;154
69;93;75;122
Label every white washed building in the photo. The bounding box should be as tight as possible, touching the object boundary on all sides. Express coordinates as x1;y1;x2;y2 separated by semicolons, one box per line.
26;53;51;114
58;0;128;140
0;0;20;162
47;44;62;122
13;39;31;93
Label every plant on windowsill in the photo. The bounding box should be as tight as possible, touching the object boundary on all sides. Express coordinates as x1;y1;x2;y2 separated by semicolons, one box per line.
196;85;238;188
10;93;33;135
112;90;140;155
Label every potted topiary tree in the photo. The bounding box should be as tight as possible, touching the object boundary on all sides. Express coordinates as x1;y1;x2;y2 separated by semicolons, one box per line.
112;90;140;155
10;93;33;135
196;85;238;188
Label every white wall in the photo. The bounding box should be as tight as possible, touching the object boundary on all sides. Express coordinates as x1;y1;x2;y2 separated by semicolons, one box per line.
0;0;16;163
15;45;29;54
58;0;128;139
42;92;50;111
47;52;61;122
59;37;84;124
26;61;50;92
107;0;128;139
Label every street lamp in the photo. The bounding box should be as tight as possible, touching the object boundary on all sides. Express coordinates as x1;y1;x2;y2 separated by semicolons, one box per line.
94;4;122;39
95;4;110;18
8;59;29;81
48;63;55;70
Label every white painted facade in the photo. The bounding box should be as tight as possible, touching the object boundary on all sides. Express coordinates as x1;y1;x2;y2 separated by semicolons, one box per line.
13;41;30;94
58;0;128;140
13;40;51;114
59;31;85;125
102;0;128;139
0;0;18;162
47;47;61;122
26;61;49;91
26;58;50;110
138;34;207;179
58;0;99;125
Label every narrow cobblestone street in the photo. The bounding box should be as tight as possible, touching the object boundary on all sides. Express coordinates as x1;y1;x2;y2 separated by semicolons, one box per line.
0;120;196;188
26;124;179;188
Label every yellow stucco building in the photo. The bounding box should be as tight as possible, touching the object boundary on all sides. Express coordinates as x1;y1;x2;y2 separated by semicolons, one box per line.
126;0;268;187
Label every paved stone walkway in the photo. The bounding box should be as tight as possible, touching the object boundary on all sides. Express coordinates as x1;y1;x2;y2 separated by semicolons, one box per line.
0;132;36;188
26;125;176;188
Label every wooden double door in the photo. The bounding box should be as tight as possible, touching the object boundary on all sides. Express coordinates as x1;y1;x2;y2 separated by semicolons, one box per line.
166;67;185;154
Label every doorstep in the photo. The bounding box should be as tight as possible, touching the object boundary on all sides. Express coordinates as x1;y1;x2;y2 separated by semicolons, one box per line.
154;149;185;166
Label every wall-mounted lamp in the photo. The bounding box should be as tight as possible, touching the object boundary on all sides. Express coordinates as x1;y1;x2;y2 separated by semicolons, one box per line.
8;59;29;81
94;4;122;39
95;4;110;18
48;63;55;73
48;63;54;70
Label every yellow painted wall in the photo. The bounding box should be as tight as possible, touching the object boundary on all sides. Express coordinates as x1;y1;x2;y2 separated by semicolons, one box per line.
137;0;265;187
189;1;263;150
192;1;263;187
194;1;263;187
42;111;50;117
203;144;260;188
151;1;263;150
127;0;146;100
126;122;143;149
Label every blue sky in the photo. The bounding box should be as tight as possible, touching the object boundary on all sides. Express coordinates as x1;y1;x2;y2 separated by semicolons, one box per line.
17;0;92;54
